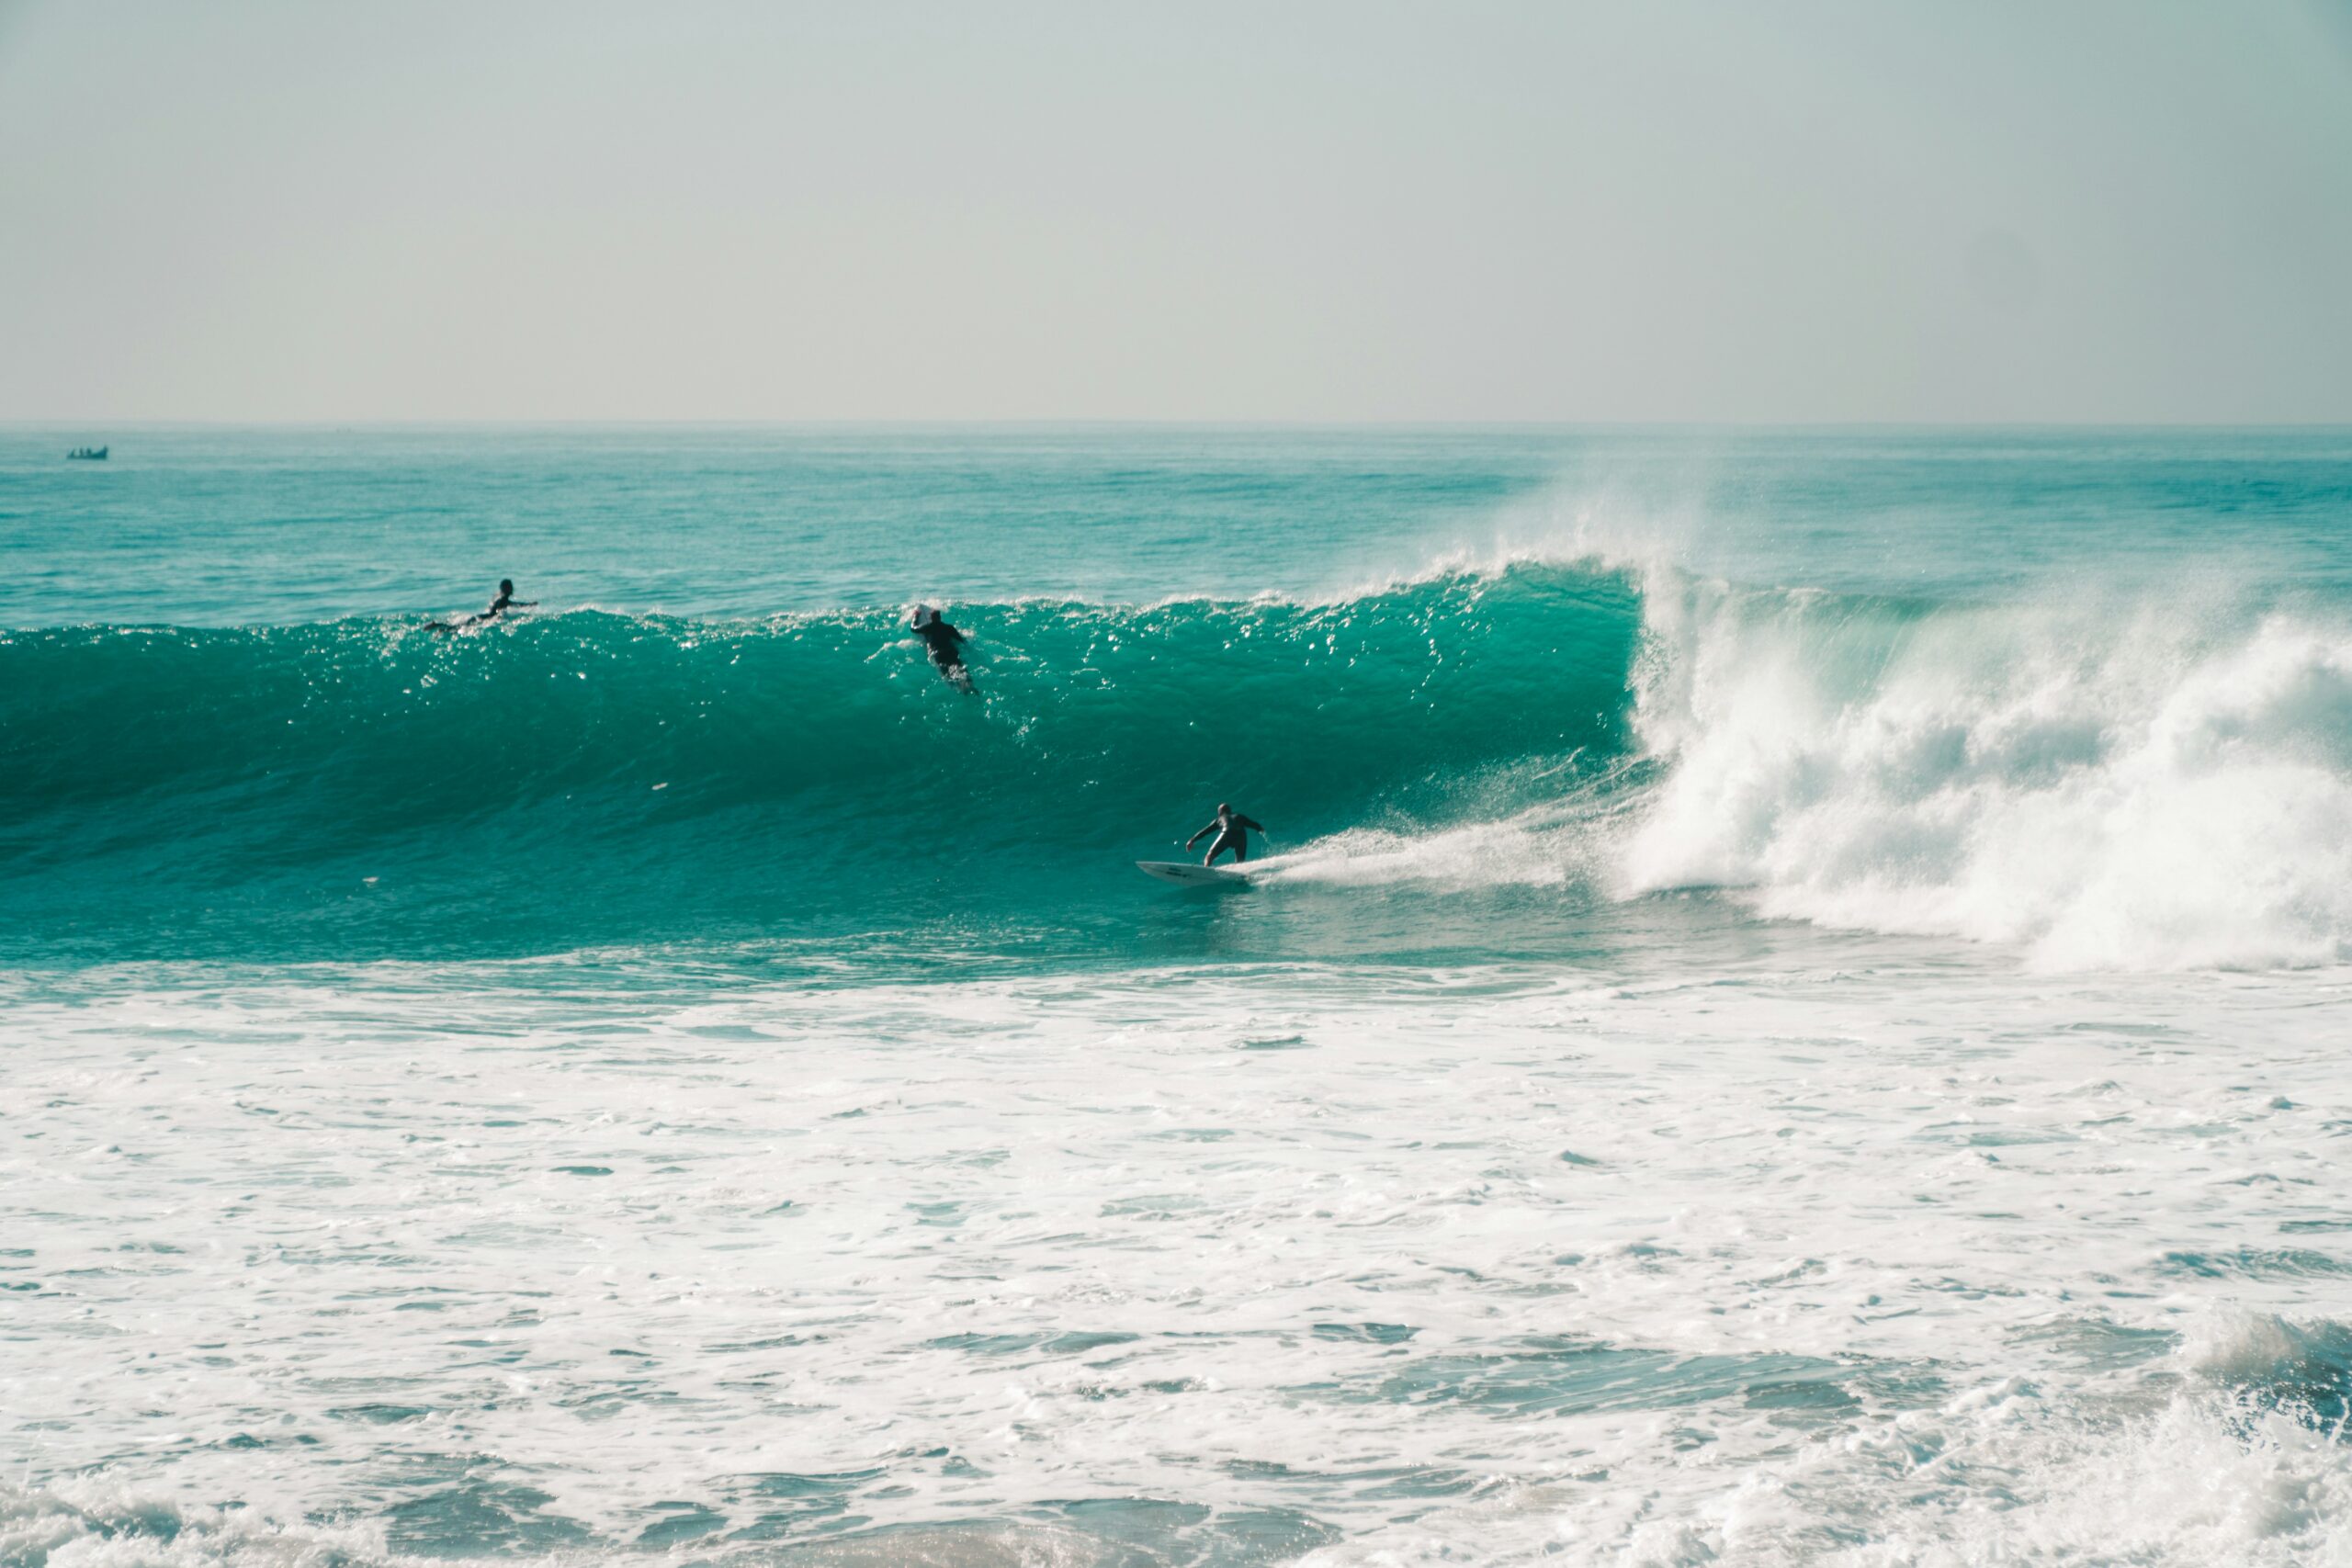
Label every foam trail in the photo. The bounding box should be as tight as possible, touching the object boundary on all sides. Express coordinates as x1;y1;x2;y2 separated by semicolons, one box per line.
1260;760;1645;892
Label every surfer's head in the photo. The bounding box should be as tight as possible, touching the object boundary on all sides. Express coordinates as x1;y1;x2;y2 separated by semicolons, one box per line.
912;605;938;628
499;580;514;595
1216;802;1231;817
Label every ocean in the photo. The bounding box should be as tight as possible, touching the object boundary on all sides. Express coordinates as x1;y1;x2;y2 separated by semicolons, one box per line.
5;425;2350;1565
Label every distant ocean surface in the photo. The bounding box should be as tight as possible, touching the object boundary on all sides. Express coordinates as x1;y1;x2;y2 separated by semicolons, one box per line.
6;427;2351;1565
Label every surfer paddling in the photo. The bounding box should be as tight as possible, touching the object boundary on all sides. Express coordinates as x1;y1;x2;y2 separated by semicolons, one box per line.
477;580;534;622
429;579;536;632
910;604;975;691
1186;803;1265;866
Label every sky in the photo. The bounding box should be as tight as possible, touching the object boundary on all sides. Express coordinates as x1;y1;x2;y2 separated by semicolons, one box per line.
3;1;2350;423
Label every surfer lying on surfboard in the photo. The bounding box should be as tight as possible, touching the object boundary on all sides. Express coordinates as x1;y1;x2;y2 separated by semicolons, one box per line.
427;579;536;632
1186;803;1264;866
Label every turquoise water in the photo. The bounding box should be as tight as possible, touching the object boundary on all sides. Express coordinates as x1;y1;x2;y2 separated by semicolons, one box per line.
6;426;2350;970
7;427;2352;1565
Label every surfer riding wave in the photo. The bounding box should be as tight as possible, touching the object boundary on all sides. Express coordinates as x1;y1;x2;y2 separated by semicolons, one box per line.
1187;803;1264;866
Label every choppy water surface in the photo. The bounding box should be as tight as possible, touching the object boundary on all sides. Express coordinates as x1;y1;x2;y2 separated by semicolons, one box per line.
4;427;2350;1564
10;956;2351;1565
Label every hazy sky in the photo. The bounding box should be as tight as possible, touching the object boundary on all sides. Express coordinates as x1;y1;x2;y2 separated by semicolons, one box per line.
5;1;2350;422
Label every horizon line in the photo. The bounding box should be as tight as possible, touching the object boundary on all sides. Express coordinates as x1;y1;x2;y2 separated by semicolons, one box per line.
8;417;2352;433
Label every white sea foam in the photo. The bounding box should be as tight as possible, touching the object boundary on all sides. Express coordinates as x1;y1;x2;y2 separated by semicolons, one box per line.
5;954;2347;1563
1620;574;2352;969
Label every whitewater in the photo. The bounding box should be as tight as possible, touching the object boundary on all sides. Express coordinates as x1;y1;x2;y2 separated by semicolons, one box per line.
5;425;2350;1565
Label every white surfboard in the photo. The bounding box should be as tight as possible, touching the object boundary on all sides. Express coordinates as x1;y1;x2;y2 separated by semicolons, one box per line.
1136;860;1253;887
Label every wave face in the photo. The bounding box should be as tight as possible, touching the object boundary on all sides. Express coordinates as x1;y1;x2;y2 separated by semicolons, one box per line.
0;565;1642;962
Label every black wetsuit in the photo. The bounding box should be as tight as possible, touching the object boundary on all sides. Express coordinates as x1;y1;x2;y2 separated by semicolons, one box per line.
428;589;534;633
1187;811;1264;865
915;619;971;686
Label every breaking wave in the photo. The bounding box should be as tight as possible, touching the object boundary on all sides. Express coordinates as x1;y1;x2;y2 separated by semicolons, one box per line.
6;551;2350;969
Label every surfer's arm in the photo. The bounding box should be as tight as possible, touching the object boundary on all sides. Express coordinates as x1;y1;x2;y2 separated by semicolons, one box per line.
1236;816;1264;832
1184;823;1215;850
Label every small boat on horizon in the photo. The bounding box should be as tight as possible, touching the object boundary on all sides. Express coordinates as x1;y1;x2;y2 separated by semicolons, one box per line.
67;446;108;460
